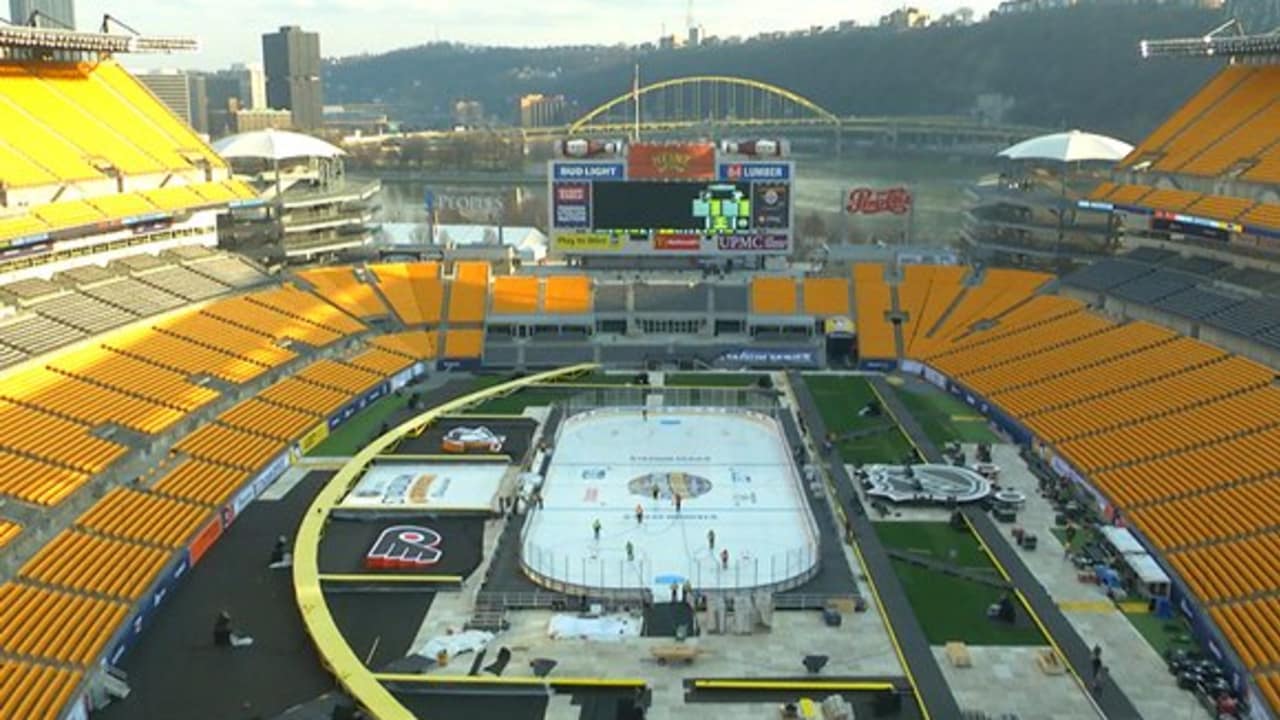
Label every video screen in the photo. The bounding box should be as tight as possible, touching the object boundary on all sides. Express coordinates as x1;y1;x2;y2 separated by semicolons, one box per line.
591;181;755;232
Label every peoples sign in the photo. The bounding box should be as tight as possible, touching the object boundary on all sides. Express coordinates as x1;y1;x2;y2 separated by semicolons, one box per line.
846;187;913;215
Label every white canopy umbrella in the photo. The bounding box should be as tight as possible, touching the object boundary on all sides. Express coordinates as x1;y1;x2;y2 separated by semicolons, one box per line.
212;128;345;161
998;130;1133;163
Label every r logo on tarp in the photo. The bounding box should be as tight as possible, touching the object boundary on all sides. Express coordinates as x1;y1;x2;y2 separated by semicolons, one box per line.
365;525;443;570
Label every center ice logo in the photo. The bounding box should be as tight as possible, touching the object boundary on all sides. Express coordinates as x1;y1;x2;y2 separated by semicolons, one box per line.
627;471;713;500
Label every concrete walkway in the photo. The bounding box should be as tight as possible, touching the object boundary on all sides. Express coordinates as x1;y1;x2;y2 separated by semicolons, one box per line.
873;377;1141;719
983;443;1200;720
789;372;963;719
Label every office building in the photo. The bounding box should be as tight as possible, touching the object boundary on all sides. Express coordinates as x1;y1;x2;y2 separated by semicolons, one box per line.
234;108;293;133
518;93;568;128
9;0;74;28
137;70;193;125
232;62;266;110
262;26;323;130
187;73;208;134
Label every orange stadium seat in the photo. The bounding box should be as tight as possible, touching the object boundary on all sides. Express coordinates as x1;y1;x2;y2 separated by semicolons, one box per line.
448;261;490;323
372;330;439;360
344;347;413;377
0;584;126;666
543;275;592;314
369;262;443;325
802;277;851;317
297;267;387;319
492;276;540;314
443;328;484;358
0;520;20;551
0;660;83;720
151;458;250;507
76;487;208;548
853;263;894;358
751;276;798;314
216;397;318;442
20;529;169;600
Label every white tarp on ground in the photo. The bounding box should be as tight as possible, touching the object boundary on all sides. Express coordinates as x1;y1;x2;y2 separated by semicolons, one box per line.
522;408;819;595
414;629;495;660
341;462;505;510
547;614;642;641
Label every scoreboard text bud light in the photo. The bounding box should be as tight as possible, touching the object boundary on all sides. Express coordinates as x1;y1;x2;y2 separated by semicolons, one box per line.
558;138;625;158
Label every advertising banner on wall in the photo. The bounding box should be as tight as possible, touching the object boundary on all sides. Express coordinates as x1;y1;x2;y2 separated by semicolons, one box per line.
845;187;913;215
187;517;224;566
298;422;330;454
554;233;622;252
231;451;292;515
653;232;702;251
751;182;791;229
715;347;819;369
627;143;715;180
715;234;790;252
551;162;624;181
552;182;591;229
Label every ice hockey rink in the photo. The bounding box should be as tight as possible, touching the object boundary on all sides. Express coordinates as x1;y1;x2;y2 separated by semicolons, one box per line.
521;407;819;596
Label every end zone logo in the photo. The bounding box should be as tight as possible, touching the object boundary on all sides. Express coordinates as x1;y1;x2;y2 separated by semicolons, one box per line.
365;525;443;570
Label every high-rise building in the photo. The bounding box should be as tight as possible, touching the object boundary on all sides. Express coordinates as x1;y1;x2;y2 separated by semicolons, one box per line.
9;0;74;29
518;94;568;128
232;62;266;110
204;72;243;137
262;26;323;130
187;73;208;134
137;70;194;126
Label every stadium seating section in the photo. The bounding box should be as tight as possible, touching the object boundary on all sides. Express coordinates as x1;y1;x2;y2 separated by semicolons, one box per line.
853;263;894;358
1120;65;1280;183
448;261;491;324
543;275;593;314
297;267;387;319
0;60;221;187
369;262;444;325
1086;183;1280;233
842;263;1280;701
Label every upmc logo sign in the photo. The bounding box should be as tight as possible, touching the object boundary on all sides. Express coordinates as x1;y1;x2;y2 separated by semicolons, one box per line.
716;234;789;251
846;187;913;215
719;163;790;181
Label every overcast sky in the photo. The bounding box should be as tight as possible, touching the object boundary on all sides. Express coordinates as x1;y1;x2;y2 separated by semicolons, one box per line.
67;0;1002;71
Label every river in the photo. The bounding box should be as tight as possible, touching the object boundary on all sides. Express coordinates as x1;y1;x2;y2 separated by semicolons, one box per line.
373;152;1002;247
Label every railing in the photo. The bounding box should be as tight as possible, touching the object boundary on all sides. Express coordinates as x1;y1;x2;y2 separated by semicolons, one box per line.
519;538;820;600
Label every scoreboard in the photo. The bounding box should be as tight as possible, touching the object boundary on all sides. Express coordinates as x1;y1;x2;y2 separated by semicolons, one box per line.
548;142;794;256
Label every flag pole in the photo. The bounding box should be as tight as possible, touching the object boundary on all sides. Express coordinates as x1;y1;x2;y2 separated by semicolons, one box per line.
633;63;641;143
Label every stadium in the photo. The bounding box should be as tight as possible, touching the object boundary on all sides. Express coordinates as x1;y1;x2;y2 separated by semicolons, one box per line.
0;12;1279;720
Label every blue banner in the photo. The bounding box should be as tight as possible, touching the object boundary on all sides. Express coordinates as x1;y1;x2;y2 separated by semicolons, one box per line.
552;162;625;181
438;357;483;372
715;347;817;369
718;162;791;181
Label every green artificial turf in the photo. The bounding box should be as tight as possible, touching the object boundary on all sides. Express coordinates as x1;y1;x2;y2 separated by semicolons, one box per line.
802;374;917;464
664;372;768;388
461;386;579;414
876;521;1045;646
307;392;412;456
1125;610;1194;658
895;382;1000;446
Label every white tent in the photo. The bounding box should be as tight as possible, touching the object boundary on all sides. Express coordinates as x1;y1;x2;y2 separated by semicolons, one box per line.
212;128;345;161
998;130;1133;164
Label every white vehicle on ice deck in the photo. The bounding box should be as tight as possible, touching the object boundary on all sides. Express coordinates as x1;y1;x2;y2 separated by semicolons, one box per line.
441;426;506;453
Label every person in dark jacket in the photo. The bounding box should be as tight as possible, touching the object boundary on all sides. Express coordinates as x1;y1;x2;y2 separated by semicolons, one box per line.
214;610;254;648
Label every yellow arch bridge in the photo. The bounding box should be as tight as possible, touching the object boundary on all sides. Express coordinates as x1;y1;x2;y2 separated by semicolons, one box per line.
521;75;1049;147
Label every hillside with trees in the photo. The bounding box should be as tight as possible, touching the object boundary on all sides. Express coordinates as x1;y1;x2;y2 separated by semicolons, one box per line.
325;4;1229;141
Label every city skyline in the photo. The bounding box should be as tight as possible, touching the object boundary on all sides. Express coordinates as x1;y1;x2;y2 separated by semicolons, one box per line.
68;0;1004;71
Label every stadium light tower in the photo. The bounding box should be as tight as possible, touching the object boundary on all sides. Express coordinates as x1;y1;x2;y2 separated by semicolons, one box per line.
1139;19;1280;60
0;14;197;54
